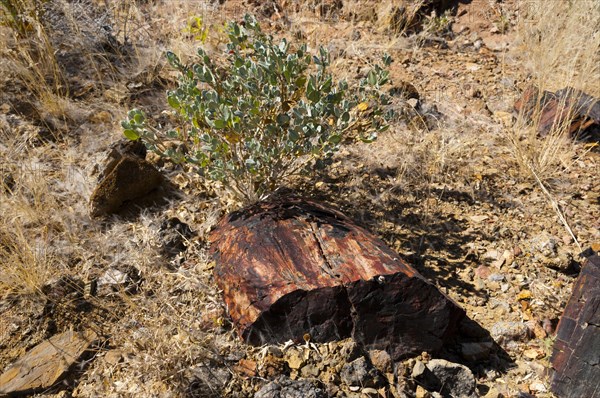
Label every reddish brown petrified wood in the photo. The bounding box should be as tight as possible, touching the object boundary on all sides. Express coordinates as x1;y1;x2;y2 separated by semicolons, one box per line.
209;198;465;360
514;86;600;138
551;254;600;398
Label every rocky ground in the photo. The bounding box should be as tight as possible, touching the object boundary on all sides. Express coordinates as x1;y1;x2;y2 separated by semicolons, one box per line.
0;0;599;397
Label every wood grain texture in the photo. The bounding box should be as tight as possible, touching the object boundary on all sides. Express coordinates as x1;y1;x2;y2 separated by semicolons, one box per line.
210;198;465;359
551;254;600;398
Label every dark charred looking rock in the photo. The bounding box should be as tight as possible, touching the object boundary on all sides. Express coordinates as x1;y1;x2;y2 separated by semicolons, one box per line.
89;140;162;217
551;254;600;398
209;198;465;361
255;376;327;398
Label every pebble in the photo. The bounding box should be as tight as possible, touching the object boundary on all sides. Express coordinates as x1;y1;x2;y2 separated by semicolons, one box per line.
286;350;305;370
412;360;427;378
529;381;548;393
490;321;531;347
488;273;505;282
368;349;392;373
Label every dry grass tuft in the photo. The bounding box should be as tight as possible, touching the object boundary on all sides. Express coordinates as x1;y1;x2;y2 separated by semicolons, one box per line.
499;1;600;249
506;0;600;184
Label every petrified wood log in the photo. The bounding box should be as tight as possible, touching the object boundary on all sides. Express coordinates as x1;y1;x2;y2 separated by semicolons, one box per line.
514;86;600;138
209;198;465;360
551;254;600;398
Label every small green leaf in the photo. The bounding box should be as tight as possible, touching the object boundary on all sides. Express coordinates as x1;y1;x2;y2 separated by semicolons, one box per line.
367;70;377;86
123;129;140;140
168;95;180;109
133;112;145;124
328;135;342;144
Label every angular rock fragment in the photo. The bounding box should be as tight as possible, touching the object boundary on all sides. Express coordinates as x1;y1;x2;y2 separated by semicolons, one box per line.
89;140;162;217
490;321;531;349
0;330;97;395
413;359;477;398
254;376;327;398
210;198;465;360
340;356;385;388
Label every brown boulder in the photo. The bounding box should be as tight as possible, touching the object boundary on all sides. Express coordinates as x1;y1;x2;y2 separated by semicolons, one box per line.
210;198;465;360
89;150;162;217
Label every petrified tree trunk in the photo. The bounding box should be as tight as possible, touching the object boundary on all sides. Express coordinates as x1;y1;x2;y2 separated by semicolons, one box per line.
551;254;600;398
209;198;465;360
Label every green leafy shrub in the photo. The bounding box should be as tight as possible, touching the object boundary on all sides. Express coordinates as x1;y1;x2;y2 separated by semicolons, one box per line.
123;14;392;204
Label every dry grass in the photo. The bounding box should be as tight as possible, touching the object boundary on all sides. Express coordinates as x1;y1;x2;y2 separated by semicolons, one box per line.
499;0;600;252
0;1;69;124
506;0;600;183
0;1;241;395
0;0;597;396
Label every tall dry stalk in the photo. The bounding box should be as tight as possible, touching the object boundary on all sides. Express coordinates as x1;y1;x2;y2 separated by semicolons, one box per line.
504;1;599;248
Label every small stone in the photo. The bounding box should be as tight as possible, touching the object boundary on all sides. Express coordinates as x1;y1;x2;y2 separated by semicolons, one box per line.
190;363;231;394
529;381;547;393
523;348;545;360
474;265;491;279
407;98;419;108
369;349;392;373
98;268;128;285
96;266;142;296
286;349;305;370
361;387;379;397
301;363;320;378
470;215;489;223
423;359;477;398
90;154;163;217
340;356;383;388
513;246;523;257
516;290;532;301
416;385;431;398
255;376;327;398
484;386;501;398
490;321;531;348
338;340;363;363
103;349;123;366
488;273;505;282
412;360;427;378
260;354;288;378
266;345;283;358
234;358;257;378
